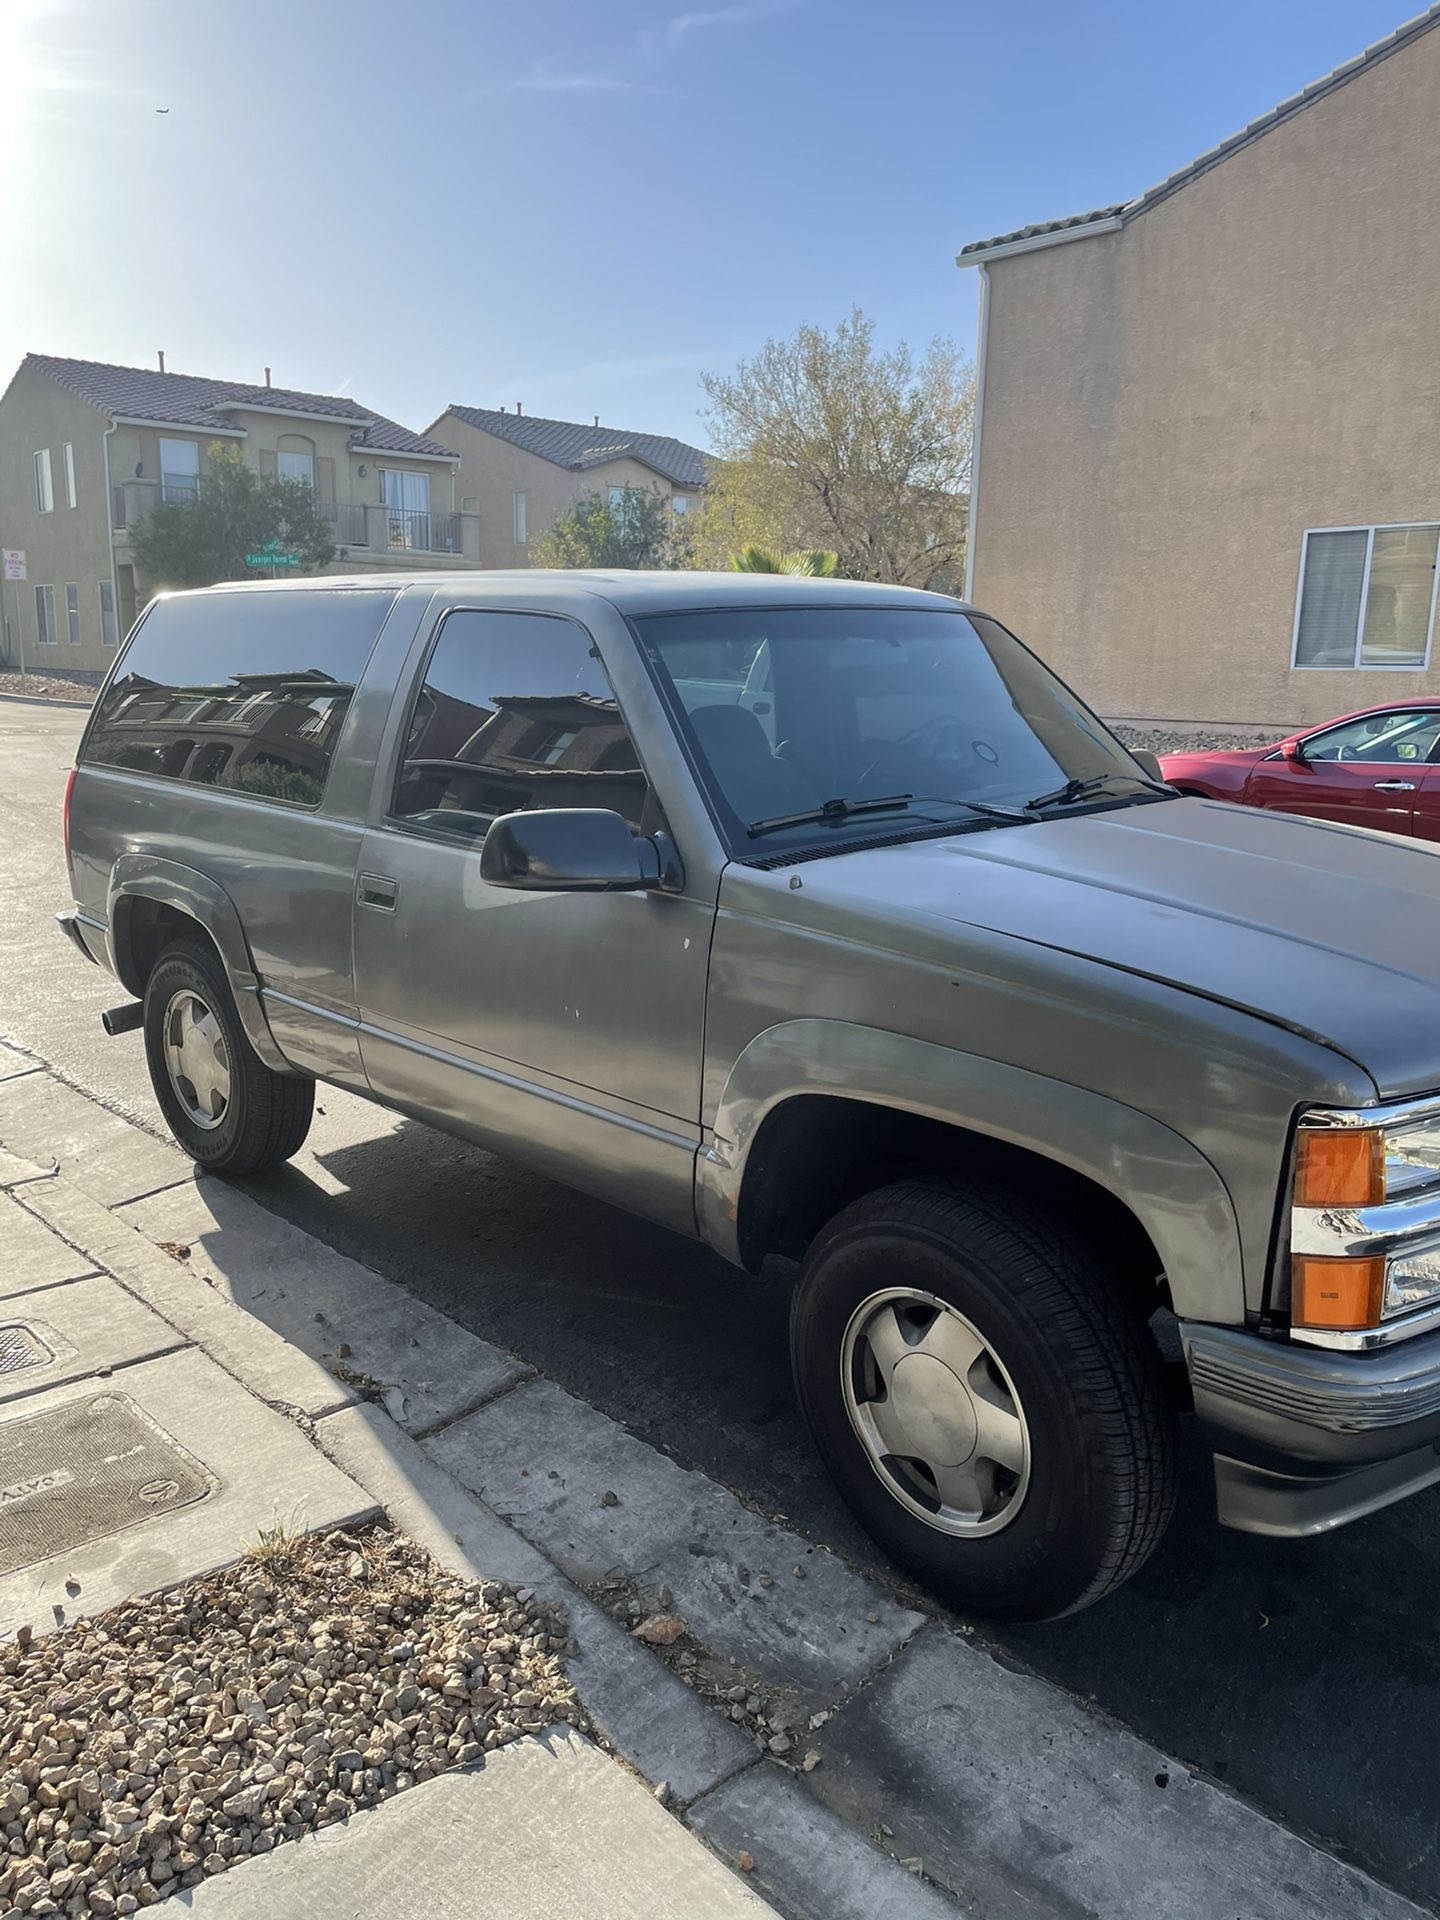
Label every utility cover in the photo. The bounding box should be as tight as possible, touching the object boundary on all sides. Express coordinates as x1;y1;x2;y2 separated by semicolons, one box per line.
0;1326;51;1377
0;1392;215;1576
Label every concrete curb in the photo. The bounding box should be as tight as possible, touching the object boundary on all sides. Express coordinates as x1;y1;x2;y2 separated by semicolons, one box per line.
0;690;94;710
1;1063;1433;1920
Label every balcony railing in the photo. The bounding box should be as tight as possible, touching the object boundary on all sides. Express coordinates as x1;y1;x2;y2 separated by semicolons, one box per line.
317;502;371;547
385;508;462;554
111;482;475;561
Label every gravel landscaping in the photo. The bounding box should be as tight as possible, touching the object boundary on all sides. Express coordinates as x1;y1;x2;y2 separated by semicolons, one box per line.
0;673;96;705
0;1525;576;1917
1112;722;1274;755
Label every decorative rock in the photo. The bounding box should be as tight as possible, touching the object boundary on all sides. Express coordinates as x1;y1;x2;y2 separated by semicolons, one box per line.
0;1525;572;1920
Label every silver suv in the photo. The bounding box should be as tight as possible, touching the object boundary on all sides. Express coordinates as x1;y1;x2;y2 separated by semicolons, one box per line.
60;572;1440;1619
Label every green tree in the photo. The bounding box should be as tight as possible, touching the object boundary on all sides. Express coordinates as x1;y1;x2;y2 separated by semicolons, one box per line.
530;486;692;571
128;442;336;589
696;310;973;590
731;544;838;576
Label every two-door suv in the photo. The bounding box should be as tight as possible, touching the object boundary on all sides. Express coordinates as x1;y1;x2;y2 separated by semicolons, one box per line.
59;573;1440;1619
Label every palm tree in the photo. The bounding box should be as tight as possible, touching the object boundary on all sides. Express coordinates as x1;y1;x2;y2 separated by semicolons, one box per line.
731;545;838;576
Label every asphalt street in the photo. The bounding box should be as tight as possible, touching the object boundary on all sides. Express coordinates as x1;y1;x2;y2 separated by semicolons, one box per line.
3;696;1438;1912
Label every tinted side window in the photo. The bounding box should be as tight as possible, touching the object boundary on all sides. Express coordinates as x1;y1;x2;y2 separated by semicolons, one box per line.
393;610;646;841
84;589;397;807
1305;709;1440;763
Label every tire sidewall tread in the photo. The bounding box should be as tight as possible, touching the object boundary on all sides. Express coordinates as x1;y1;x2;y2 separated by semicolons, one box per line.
142;939;313;1176
791;1174;1177;1621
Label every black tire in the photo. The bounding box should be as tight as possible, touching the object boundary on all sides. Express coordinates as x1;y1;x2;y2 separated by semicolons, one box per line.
142;939;314;1175
790;1176;1177;1621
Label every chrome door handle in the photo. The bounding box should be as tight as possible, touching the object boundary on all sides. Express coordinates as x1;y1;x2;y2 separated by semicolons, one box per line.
1373;781;1416;792
357;873;399;910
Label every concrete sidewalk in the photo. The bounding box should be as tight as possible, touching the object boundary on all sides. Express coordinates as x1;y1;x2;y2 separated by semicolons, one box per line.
0;1044;1431;1920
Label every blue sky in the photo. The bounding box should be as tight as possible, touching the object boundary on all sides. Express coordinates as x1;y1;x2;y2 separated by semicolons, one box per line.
0;0;1417;448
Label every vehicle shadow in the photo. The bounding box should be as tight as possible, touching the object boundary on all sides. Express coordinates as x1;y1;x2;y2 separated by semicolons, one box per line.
241;1111;1440;1910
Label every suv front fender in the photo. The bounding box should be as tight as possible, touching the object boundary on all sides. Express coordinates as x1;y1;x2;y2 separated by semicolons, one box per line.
698;1018;1244;1324
107;855;291;1073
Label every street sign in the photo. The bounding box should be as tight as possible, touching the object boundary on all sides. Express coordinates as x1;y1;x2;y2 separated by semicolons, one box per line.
2;551;25;582
245;537;299;570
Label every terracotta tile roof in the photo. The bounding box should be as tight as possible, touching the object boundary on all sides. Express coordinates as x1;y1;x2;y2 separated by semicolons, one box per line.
21;354;455;457
446;405;708;489
960;3;1440;261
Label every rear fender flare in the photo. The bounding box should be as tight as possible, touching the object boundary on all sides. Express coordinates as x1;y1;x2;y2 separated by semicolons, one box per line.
107;855;291;1072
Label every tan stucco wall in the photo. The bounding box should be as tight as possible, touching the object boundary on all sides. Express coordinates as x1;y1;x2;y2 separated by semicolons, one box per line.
0;365;115;671
970;21;1440;730
435;414;695;568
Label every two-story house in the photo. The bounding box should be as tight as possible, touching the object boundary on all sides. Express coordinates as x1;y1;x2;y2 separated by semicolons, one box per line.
0;354;475;673
957;5;1440;731
430;404;707;568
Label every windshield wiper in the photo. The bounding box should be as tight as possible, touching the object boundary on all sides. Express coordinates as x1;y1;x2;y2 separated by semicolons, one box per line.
746;792;1033;839
1025;772;1172;812
747;793;915;838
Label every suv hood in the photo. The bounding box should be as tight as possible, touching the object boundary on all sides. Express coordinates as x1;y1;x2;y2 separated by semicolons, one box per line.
802;796;1440;1097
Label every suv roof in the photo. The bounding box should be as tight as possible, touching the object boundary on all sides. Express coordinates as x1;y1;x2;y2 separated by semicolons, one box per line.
166;571;972;618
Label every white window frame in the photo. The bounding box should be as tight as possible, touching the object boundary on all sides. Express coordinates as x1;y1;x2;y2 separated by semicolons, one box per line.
34;449;53;514
512;491;527;545
65;584;80;645
672;495;688;516
63;443;77;509
34;584;56;645
98;581;118;647
1291;522;1440;672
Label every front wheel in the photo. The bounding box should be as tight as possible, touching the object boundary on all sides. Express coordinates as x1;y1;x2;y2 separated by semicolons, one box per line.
143;940;314;1175
790;1177;1177;1621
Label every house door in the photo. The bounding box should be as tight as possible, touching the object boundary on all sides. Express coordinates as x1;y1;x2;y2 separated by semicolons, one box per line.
381;470;430;551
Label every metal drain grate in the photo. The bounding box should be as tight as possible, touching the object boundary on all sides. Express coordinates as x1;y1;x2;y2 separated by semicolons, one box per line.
0;1392;215;1577
0;1326;52;1377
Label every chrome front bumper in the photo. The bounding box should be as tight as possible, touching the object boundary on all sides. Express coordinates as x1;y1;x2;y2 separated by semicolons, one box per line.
1183;1321;1440;1537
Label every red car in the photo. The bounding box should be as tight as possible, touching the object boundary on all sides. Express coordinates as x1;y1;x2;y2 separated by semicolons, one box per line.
1159;698;1440;842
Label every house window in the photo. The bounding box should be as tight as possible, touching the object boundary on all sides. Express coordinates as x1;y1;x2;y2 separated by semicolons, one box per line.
99;581;118;647
64;444;77;509
66;585;80;645
277;450;315;486
1294;524;1440;669
34;450;53;514
512;491;527;545
672;496;688;516
34;585;56;644
158;438;200;504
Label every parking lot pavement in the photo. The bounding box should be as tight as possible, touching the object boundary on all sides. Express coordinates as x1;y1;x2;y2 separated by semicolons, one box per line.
6;696;1440;1912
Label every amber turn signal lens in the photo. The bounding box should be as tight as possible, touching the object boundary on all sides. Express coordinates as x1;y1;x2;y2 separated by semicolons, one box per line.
1294;1128;1385;1209
1292;1255;1386;1331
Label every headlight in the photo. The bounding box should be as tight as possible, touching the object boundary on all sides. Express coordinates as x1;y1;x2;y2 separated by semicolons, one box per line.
1291;1103;1440;1340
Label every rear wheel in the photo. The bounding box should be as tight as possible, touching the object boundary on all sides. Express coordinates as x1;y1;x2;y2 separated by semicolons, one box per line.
790;1176;1176;1620
143;940;313;1174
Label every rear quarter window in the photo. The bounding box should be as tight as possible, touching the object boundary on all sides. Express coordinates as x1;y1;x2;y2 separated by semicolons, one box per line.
83;588;398;808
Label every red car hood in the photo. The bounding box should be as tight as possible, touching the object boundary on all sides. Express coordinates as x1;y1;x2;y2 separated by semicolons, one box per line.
1158;745;1274;781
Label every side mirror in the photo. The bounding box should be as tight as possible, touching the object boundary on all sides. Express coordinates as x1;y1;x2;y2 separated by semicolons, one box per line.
480;808;662;892
1283;738;1308;765
1129;748;1164;782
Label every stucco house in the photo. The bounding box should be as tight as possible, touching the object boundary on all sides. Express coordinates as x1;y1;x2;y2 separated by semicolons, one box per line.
958;5;1440;731
0;354;471;673
430;404;707;569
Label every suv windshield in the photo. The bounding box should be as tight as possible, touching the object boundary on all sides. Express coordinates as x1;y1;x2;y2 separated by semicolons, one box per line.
638;605;1153;850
